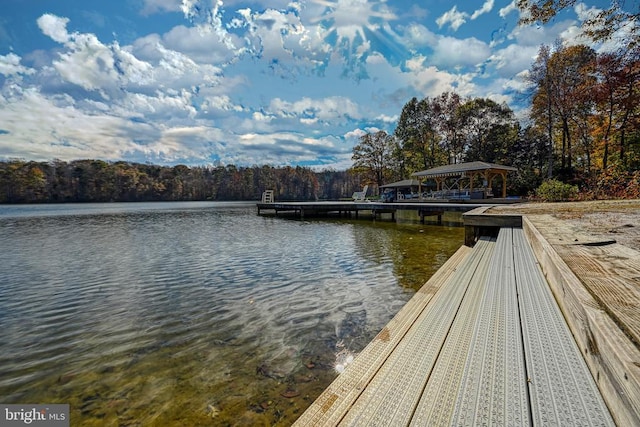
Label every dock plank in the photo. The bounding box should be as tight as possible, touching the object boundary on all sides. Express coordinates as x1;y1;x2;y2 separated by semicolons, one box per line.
523;217;640;426
513;227;614;426
410;232;504;426
448;227;530;426
337;238;496;426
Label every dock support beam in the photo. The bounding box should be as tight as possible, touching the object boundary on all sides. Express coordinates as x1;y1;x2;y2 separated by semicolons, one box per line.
419;210;443;225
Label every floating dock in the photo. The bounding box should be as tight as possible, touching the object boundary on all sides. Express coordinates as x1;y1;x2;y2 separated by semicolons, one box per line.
289;207;640;426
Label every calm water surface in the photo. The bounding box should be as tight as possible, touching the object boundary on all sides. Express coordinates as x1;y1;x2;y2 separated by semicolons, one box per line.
0;202;464;426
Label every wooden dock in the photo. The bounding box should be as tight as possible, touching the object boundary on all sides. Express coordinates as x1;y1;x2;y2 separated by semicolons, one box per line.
256;200;517;223
291;208;640;426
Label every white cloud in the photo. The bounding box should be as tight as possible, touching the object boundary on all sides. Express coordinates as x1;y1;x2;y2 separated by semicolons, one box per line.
0;53;35;77
230;130;347;166
431;36;491;68
0;87;149;161
499;1;518;18
241;8;305;63
488;43;539;76
402;23;438;49
267;96;361;123
574;3;602;22
436;6;468;31
344;128;366;140
144;125;226;161
36;14;71;43
37;14;156;96
403;55;473;97
436;1;494;30
471;0;494;20
161;25;240;64
509;19;575;46
180;0;237;50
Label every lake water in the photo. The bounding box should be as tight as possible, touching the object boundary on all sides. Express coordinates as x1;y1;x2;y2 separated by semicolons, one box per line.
0;202;464;426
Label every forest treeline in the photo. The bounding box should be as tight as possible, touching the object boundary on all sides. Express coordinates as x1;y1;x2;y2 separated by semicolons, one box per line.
0;159;362;203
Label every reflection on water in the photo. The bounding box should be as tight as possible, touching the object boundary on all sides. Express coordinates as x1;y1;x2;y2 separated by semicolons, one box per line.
0;202;463;425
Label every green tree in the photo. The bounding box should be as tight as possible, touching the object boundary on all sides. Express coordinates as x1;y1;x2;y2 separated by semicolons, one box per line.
395;97;445;172
352;130;396;187
432;92;464;163
457;98;519;164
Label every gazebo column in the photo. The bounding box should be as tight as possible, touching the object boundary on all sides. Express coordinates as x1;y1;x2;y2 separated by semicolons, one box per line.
484;171;490;196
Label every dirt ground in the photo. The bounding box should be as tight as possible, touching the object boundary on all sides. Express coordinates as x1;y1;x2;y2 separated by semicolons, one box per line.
490;199;640;251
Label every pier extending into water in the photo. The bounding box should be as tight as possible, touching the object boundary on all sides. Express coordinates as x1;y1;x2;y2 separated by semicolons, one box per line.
287;206;640;426
256;200;515;223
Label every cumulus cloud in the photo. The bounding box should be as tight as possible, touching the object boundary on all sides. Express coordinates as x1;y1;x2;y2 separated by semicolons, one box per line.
160;25;240;64
436;6;468;31
0;53;35;77
36;14;156;96
403;55;472;97
436;2;495;31
431;36;491;68
37;14;71;43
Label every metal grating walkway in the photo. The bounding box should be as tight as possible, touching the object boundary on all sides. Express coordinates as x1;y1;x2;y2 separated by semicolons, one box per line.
293;228;615;426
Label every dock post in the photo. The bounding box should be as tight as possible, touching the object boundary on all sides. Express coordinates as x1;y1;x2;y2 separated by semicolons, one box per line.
464;225;476;246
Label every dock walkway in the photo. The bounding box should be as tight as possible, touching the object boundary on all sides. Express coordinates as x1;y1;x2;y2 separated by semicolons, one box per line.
293;227;614;426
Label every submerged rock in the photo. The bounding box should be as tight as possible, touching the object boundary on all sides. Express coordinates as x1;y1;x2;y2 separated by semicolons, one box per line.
280;389;300;398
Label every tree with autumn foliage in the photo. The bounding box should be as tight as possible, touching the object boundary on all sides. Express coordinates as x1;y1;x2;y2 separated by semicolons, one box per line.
531;43;597;175
528;43;640;197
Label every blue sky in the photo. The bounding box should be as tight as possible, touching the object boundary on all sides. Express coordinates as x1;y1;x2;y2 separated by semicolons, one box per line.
0;0;622;169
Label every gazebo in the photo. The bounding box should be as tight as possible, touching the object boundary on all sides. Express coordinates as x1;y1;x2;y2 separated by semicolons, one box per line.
412;161;517;199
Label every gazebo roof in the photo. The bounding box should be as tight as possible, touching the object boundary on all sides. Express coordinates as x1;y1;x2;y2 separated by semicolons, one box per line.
379;179;422;189
411;161;517;178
